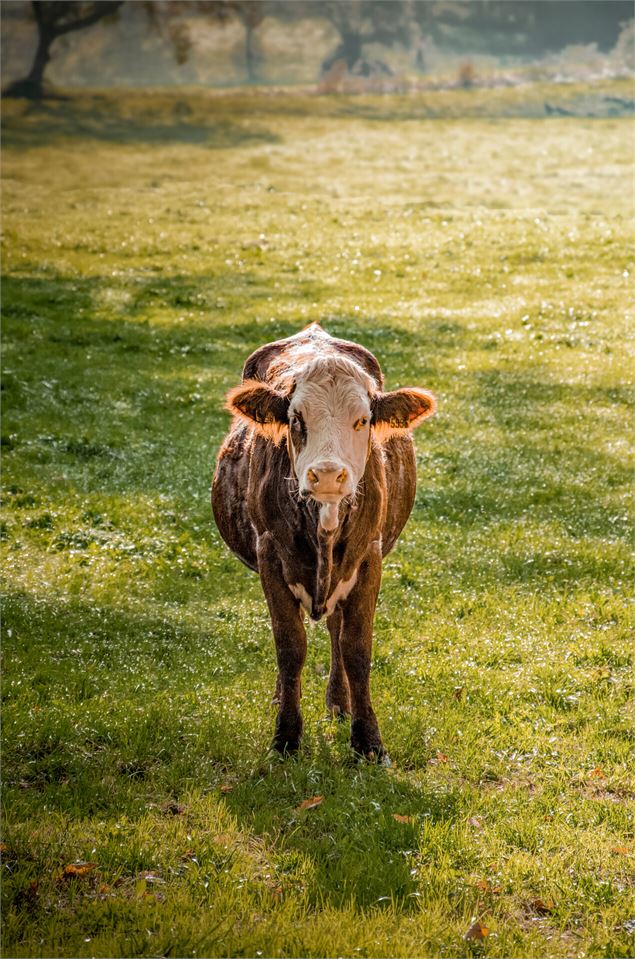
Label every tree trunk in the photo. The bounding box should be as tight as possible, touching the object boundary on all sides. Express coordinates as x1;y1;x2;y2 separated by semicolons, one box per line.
3;0;123;100
321;31;363;75
341;32;363;70
26;26;54;90
4;22;55;98
245;22;256;83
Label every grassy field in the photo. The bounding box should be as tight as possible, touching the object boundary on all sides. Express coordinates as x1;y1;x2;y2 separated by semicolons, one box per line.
1;84;633;958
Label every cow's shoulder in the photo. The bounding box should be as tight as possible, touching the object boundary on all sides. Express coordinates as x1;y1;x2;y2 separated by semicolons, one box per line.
379;433;418;556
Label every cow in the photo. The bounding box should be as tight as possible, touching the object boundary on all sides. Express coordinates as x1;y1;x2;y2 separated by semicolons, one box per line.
212;323;436;761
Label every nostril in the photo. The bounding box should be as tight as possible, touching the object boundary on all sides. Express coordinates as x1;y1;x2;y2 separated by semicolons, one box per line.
336;469;347;484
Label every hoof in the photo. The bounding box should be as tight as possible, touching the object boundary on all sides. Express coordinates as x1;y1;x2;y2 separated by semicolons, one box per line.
271;737;301;756
273;712;302;756
351;718;384;761
327;704;351;722
326;687;351;718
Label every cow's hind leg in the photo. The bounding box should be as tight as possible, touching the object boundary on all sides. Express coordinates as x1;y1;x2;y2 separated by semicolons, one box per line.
257;533;307;754
339;542;385;760
326;608;351;718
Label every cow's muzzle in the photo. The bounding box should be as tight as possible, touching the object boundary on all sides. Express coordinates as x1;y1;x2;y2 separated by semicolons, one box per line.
302;461;350;499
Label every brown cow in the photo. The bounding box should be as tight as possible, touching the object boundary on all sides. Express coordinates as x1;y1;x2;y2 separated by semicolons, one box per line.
212;324;436;760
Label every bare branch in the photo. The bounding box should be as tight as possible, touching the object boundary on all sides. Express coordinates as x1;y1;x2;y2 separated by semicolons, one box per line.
52;1;124;37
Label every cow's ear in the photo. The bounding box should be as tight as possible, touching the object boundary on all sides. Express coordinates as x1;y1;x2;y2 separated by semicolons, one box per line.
225;380;290;444
371;387;436;442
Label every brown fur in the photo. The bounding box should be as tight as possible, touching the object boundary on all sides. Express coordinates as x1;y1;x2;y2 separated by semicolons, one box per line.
212;325;435;759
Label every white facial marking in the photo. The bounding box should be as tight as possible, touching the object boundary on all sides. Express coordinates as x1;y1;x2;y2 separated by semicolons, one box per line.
288;357;373;529
325;568;358;617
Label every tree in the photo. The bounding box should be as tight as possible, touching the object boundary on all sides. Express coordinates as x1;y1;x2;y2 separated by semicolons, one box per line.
319;0;413;76
232;1;266;83
4;0;125;99
146;0;266;84
409;1;633;58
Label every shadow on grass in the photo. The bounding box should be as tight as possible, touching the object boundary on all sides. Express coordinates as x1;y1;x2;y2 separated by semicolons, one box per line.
3;582;461;913
1;588;268;802
1;95;282;149
1;271;325;493
224;754;462;912
2;591;460;913
3;88;627;147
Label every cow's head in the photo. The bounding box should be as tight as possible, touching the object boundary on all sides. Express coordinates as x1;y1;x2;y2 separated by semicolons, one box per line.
226;357;436;531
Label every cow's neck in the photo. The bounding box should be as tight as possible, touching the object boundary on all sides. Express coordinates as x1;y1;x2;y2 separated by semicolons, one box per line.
302;498;367;622
312;525;335;620
272;445;384;622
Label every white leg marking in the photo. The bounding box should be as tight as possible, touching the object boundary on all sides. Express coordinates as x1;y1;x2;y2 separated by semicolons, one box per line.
289;582;313;616
325;568;358;617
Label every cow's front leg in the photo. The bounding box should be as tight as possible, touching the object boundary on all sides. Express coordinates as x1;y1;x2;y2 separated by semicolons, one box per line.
339;541;384;760
326;608;351;718
257;534;307;754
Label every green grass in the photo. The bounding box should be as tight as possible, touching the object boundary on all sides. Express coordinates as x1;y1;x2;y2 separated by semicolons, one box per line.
1;85;634;958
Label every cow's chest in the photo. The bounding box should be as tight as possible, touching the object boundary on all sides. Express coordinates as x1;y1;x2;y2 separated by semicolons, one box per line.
289;567;358;622
281;530;359;622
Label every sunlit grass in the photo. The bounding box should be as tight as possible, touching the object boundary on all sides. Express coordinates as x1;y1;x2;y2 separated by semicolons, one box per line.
1;85;633;958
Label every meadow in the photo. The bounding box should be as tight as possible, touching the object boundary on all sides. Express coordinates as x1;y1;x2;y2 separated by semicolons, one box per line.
1;82;633;958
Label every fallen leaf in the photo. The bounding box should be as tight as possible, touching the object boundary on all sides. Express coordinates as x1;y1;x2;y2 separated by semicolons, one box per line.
162;802;185;816
590;766;605;779
464;920;489;940
0;843;8;853
471;878;501;895
428;751;450;766
530;897;555;914
543;814;554;821
468;817;483;830
453;686;465;700
296;795;324;811
392;813;413;824
63;862;97;878
611;846;630;855
219;784;233;793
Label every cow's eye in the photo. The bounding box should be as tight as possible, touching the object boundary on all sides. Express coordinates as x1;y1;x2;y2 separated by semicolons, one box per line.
353;417;368;431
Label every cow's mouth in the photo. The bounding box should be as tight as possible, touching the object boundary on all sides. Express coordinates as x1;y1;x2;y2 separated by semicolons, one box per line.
309;492;342;504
